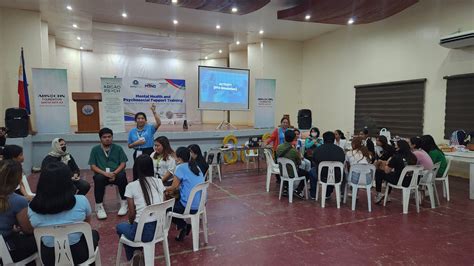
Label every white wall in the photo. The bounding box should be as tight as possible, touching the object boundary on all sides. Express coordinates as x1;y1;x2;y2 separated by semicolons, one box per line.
0;8;44;127
301;0;474;141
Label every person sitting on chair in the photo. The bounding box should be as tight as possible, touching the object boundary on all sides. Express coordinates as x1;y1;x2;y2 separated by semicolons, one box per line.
165;147;205;242
28;162;100;265
0;160;37;264
188;144;209;176
88;128;128;220
2;145;33;202
41;138;90;195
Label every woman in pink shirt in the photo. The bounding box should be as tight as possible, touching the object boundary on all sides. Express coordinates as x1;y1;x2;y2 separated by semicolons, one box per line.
409;137;434;170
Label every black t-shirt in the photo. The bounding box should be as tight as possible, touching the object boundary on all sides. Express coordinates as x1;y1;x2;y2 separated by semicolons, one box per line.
0;136;5;147
312;143;345;180
196;159;209;176
378;145;396;161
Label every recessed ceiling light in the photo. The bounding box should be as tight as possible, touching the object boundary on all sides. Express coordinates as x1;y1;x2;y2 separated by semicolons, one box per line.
172;0;178;3
219;49;222;53
76;36;81;40
236;41;240;45
216;24;221;29
348;18;355;24
204;56;208;60
72;24;78;28
305;15;311;20
80;46;83;50
122;12;127;18
259;30;264;35
231;7;238;13
66;5;72;11
173;19;178;25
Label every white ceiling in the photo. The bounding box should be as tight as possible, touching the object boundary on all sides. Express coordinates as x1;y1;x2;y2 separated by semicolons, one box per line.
0;0;341;60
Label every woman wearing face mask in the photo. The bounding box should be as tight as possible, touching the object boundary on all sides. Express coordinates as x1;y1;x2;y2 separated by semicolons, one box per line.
41;138;90;195
128;104;162;160
265;116;290;152
304;127;322;159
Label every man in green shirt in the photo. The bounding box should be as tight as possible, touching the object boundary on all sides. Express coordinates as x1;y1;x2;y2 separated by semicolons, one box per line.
89;127;128;219
276;130;309;199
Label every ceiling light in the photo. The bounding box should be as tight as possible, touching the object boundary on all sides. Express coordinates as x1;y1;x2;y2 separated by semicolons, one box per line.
76;36;81;40
236;41;240;45
122;12;127;18
231;7;238;13
348;18;355;24
173;19;178;25
172;0;178;3
66;5;72;11
216;25;221;29
72;24;78;28
204;56;208;60
219;49;222;53
259;30;264;35
80;46;83;50
305;15;311;20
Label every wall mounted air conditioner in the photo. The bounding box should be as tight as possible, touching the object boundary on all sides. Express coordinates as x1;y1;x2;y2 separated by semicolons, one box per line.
440;30;474;49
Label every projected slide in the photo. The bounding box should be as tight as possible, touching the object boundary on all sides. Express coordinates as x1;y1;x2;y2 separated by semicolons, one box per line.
198;66;249;110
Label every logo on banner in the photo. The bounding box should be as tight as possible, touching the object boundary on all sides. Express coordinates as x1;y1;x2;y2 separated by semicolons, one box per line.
145;83;156;88
82;105;94;116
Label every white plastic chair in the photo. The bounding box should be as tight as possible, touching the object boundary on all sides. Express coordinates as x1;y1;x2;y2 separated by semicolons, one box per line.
170;182;209;252
383;165;424;214
435;158;452;202
343;164;376;212
206;151;222;183
316;161;344;208
263;149;280;192
116;198;176;266
0;234;39;266
277;158;308;203
21;174;35;197
34;222;101;266
244;145;259;169
419;162;441;208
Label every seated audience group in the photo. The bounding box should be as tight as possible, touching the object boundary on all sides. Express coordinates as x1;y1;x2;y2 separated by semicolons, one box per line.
0;126;209;264
0;113;450;264
265;117;448;205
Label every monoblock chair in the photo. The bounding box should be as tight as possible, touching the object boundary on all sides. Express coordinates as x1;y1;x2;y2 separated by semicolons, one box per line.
418;162;441;208
383;165;424;214
116;198;176;266
263;148;280;192
21;174;35;198
435;158;452;202
316;161;344;208
206;151;222;183
277;158;308;203
343;164;376;212
34;222;101;266
0;234;39;266
244;144;259;169
170;182;209;252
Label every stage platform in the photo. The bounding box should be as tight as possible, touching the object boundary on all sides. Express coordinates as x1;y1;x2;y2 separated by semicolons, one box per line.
6;123;272;174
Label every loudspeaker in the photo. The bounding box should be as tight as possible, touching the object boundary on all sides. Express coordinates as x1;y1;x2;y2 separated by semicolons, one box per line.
5;108;29;138
297;109;312;130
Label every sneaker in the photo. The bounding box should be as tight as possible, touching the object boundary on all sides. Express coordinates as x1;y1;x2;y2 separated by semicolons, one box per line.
310;195;316;200
95;203;107;220
293;190;304;199
118;200;128;216
375;193;384;204
131;250;144;266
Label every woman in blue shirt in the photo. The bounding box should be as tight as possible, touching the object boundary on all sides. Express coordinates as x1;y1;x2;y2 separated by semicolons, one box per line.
28;162;100;265
0;160;37;263
165;147;205;242
128;104;162;160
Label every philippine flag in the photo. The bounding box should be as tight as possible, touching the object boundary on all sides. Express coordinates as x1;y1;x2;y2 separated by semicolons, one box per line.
18;48;31;114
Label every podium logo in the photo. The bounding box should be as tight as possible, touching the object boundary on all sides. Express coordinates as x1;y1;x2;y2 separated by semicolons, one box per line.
82;105;94;116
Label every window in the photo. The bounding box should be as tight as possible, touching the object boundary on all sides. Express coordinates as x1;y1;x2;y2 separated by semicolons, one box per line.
444;73;474;139
354;79;426;137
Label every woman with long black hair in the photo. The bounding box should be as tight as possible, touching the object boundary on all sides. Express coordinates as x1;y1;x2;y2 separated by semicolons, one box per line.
420;135;447;177
165;147;205;241
150;136;176;185
116;154;165;262
188;144;209;176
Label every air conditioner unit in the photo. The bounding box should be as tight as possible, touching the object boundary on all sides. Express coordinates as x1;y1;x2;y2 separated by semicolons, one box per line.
440;30;474;49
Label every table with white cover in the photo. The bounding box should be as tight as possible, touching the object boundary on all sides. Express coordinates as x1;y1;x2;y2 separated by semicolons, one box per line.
444;151;474;200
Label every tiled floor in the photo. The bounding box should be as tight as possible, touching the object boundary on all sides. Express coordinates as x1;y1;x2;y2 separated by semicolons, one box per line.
28;163;474;265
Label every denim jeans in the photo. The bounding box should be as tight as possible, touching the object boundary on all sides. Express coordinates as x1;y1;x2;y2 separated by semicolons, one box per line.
116;221;157;260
